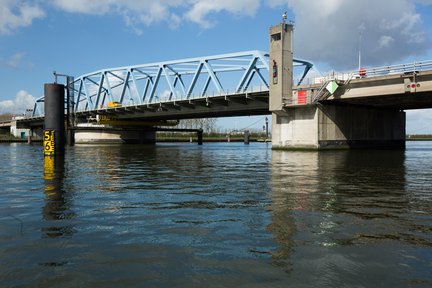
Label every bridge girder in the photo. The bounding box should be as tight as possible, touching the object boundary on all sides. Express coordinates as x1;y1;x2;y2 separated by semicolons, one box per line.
31;50;314;117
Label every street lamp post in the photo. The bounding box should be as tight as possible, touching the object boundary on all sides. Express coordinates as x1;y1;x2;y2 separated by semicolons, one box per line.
358;30;362;71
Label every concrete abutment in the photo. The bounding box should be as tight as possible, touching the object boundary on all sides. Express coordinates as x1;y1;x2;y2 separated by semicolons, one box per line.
74;128;156;144
271;105;406;150
268;21;406;150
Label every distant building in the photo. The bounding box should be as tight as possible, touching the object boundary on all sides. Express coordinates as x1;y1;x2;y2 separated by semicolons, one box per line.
10;116;30;139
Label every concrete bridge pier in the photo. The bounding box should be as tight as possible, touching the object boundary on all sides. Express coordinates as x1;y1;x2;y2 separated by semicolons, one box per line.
27;129;33;144
269;21;406;150
74;127;156;144
272;104;406;150
197;129;203;145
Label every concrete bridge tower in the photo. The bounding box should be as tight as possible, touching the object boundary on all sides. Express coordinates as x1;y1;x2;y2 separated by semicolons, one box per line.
269;20;406;149
269;19;293;112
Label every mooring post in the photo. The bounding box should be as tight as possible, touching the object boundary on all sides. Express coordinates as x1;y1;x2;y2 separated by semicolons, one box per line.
27;129;32;144
244;130;250;145
44;83;65;156
265;117;269;139
66;76;75;146
197;129;203;145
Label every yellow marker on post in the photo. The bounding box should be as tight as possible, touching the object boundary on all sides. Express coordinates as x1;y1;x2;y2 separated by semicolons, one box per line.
43;155;55;183
43;130;55;156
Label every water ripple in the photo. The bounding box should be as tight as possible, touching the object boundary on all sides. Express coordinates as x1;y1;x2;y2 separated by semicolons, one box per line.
0;142;431;287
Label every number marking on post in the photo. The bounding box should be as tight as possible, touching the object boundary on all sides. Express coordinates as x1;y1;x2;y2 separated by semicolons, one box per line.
43;130;55;156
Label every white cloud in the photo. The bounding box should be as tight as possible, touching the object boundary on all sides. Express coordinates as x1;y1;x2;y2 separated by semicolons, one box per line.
269;0;430;70
0;0;45;35
47;0;431;69
50;0;260;30
50;0;114;15
414;0;432;4
406;109;432;134
51;0;184;28
0;90;35;114
185;0;260;28
6;52;25;68
378;36;395;49
0;100;14;113
1;0;430;71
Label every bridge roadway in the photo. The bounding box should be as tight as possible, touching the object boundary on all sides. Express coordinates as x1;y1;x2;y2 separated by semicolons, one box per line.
16;52;432;130
20;71;432;128
20;89;270;128
321;71;432;110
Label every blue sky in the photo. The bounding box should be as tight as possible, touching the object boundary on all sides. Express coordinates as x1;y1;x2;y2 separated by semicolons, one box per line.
1;0;432;133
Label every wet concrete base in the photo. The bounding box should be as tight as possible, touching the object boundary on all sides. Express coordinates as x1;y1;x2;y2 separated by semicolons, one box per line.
272;104;406;150
74;128;156;144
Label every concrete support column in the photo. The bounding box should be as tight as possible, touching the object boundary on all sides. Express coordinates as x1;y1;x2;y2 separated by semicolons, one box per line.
27;129;33;144
244;130;250;145
272;104;406;150
197;129;203;145
66;127;75;146
74;128;156;144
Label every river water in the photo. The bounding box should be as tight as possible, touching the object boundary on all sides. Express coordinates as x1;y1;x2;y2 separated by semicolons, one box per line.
0;142;431;287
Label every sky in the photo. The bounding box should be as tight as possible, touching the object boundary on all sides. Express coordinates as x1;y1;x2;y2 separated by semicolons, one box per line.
1;0;432;133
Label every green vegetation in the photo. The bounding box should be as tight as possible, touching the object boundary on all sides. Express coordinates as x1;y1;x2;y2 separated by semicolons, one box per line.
406;134;432;140
156;118;270;142
0;130;19;141
156;131;269;142
0;114;13;122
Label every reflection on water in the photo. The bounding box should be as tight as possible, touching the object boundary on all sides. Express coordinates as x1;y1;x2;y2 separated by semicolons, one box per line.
0;142;431;287
270;149;432;287
42;156;75;238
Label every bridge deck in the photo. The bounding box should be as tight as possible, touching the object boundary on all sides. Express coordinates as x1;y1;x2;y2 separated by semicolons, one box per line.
80;91;270;120
324;70;432;110
19;56;432;127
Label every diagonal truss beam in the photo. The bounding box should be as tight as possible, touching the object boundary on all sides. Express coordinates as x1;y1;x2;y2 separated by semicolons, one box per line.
30;50;314;116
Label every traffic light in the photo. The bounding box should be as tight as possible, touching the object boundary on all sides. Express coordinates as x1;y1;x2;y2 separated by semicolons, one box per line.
272;60;278;84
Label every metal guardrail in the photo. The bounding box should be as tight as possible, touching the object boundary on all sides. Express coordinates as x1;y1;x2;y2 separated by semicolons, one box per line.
299;60;432;86
351;60;432;77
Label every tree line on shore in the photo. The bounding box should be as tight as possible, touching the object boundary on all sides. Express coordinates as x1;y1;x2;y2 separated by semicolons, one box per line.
407;134;432;139
0;113;13;122
158;118;268;140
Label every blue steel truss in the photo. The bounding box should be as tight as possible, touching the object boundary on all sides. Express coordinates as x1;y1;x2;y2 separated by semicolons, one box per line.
32;50;313;116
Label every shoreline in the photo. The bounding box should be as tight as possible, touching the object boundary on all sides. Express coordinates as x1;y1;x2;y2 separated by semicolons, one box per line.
0;139;267;143
1;138;431;144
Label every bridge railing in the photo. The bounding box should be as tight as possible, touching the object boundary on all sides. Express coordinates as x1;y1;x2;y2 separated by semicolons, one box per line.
29;51;315;117
354;60;432;78
300;60;432;87
300;59;432;104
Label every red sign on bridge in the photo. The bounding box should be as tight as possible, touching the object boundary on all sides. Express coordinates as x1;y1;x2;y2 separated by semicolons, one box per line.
298;90;307;104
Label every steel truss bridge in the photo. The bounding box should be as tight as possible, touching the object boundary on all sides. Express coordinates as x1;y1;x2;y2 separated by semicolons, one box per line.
31;51;313;120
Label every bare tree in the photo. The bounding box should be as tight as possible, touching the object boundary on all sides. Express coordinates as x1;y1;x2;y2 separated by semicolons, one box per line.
0;114;13;122
178;118;218;134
